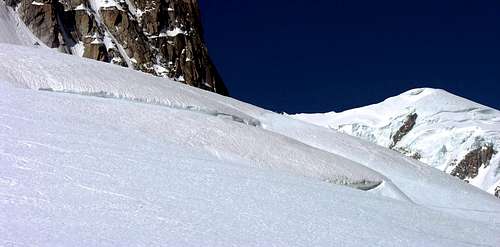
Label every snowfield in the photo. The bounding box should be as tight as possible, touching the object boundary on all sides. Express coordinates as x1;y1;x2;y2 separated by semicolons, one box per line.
0;44;394;192
1;3;500;246
2;84;499;246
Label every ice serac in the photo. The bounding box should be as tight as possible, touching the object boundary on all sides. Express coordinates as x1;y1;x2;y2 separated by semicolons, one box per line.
5;0;228;95
293;88;500;198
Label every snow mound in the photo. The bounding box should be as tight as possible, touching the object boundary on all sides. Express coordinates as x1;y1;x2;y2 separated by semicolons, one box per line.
0;43;394;194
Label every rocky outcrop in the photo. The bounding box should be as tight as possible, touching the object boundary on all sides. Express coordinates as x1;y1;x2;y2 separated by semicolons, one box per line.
451;145;497;181
12;0;61;47
7;0;228;95
392;147;422;161
390;113;417;149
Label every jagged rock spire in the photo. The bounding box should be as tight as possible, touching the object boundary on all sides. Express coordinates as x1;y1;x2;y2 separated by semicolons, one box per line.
7;0;228;95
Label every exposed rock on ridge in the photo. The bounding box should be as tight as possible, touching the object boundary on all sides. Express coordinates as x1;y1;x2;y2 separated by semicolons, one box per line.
451;145;497;181
7;0;228;95
390;113;417;149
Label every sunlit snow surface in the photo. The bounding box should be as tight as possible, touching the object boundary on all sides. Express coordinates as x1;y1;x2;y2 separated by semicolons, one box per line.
1;82;499;247
0;4;500;246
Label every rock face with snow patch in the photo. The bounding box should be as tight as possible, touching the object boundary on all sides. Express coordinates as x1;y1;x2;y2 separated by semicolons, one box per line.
451;145;497;181
390;112;417;149
6;0;228;95
293;88;500;198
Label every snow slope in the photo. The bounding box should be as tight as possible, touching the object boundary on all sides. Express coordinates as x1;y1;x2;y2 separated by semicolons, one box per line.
294;88;500;197
1;76;500;246
1;42;500;219
0;8;499;245
261;113;500;221
0;44;395;192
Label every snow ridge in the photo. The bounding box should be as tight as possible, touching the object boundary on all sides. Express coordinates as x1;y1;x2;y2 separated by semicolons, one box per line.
0;43;261;128
0;43;391;194
38;88;261;127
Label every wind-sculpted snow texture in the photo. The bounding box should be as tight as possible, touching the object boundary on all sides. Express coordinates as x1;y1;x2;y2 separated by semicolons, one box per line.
294;88;500;198
0;43;392;188
0;43;260;126
1;9;500;245
1;76;500;247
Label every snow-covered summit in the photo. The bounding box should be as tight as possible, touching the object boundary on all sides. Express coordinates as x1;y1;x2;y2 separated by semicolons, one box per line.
294;88;500;197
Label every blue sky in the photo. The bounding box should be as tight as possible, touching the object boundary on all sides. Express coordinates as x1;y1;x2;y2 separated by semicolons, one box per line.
200;0;500;113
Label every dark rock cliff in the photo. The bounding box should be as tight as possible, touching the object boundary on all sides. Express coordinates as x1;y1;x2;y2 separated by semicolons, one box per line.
7;0;228;95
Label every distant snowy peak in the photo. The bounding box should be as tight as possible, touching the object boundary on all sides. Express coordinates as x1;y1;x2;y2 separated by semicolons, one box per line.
293;88;500;198
2;0;228;95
